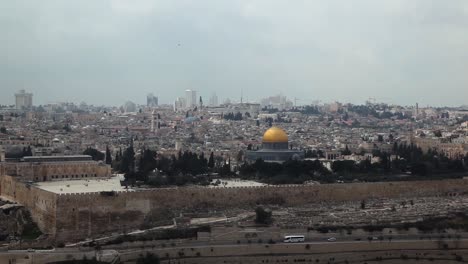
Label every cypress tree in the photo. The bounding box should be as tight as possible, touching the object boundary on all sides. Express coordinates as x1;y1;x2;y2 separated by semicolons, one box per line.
105;145;112;165
208;152;215;168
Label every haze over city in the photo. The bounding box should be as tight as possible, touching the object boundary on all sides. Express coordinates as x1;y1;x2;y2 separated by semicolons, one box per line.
2;1;468;264
2;0;468;106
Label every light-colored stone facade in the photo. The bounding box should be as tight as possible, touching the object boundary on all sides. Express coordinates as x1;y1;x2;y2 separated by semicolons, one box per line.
0;175;57;235
0;156;111;182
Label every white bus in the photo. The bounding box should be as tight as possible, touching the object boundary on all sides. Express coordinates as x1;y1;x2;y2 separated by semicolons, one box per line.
283;235;305;243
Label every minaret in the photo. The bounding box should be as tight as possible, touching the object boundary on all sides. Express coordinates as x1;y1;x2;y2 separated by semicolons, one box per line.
0;146;5;162
151;109;156;132
415;103;419;118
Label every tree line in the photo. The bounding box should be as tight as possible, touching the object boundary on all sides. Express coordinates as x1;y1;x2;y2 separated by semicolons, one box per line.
329;142;468;182
4;146;33;159
239;159;331;184
84;140;467;186
110;144;232;186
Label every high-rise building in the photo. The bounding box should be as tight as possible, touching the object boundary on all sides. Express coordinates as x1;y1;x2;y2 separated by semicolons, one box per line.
209;93;218;107
15;90;33;110
260;94;292;110
174;97;186;111
185;90;197;108
147;93;158;107
123;101;137;113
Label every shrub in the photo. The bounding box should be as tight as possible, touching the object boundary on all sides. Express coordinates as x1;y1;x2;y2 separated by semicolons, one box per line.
255;206;272;225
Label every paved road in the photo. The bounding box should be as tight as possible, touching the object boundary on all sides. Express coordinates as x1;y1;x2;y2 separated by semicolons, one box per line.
1;235;466;264
166;232;464;247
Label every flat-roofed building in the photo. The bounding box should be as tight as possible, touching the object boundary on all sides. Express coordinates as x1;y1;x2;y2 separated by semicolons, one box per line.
0;155;111;182
15;89;33;110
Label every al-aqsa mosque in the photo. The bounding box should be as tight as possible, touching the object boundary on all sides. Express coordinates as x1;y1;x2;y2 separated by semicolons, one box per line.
246;126;304;163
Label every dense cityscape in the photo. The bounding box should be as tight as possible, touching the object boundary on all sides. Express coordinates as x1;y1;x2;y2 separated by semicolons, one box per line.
1;89;468;263
2;0;468;263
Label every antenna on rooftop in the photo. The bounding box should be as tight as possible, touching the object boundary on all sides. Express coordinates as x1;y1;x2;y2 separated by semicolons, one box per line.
241;88;243;104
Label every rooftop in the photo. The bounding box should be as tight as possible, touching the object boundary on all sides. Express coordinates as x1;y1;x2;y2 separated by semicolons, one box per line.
22;155;93;163
34;175;130;194
209;178;268;188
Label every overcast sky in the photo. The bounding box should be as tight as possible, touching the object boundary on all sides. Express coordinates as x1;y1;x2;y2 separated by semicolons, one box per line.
1;0;468;106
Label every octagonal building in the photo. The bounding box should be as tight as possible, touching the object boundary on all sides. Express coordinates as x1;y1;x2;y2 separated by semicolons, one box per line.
246;126;304;163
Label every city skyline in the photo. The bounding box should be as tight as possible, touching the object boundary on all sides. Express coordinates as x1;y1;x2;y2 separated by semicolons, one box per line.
2;1;468;261
3;89;468;109
1;0;468;107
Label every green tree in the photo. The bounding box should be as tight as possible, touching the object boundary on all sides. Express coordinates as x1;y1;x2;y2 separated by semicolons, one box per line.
342;145;351;155
136;253;160;264
83;148;105;161
255;206;272;225
105;145;112;165
237;150;244;162
120;144;135;176
138;148;157;179
219;158;231;176
208;152;215;168
23;146;33;157
434;130;442;137
112;148;122;171
63;123;71;132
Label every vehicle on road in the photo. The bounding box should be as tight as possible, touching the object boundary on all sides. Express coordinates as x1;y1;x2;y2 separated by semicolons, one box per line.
283;235;305;243
327;237;337;242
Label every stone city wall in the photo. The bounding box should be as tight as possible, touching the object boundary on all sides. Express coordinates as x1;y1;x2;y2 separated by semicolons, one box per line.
53;179;468;242
3;174;468;242
0;175;57;235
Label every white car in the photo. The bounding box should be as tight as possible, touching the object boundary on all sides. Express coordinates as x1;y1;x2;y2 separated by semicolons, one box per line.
327;237;337;242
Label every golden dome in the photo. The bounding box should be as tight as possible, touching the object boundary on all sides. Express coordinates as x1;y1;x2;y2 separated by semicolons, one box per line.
262;126;288;143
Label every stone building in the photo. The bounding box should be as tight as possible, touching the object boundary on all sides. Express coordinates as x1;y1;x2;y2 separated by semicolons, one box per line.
0;155;111;182
246;126;304;163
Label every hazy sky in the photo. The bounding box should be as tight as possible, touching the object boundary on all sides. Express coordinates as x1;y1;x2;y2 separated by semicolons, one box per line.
1;0;468;106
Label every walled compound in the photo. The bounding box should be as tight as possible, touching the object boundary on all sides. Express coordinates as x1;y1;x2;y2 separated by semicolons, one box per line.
1;156;468;242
